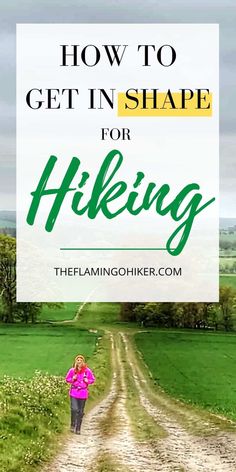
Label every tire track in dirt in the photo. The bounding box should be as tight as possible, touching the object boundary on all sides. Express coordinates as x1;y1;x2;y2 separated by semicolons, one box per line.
43;333;172;472
121;333;236;472
43;378;117;472
105;333;174;472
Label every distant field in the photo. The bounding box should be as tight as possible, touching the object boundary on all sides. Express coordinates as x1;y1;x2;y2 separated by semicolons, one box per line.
0;324;97;377
220;250;236;258
40;302;79;321
220;275;236;289
76;302;121;328
220;257;236;275
40;302;120;324
135;330;236;420
220;257;236;266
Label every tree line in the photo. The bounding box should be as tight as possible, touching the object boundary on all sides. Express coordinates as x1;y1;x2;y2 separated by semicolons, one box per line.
220;239;236;250
1;233;236;329
120;289;236;331
220;261;236;274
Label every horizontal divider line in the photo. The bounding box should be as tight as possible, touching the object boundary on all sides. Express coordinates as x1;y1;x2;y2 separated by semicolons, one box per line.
60;247;170;251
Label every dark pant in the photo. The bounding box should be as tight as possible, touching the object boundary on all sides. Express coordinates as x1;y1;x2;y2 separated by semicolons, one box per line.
70;397;86;432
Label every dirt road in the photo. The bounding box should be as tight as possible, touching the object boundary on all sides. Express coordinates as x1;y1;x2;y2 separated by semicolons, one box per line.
44;332;236;472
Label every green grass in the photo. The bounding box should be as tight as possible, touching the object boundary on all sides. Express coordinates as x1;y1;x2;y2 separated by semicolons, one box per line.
87;332;113;409
76;302;121;328
0;373;68;472
220;257;236;267
0;331;112;472
118;335;166;441
40;302;79;321
220;275;236;288
90;452;130;472
0;324;97;377
0;301;115;472
135;330;236;421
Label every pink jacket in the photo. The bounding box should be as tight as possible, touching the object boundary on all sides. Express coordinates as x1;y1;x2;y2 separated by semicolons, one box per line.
65;367;95;399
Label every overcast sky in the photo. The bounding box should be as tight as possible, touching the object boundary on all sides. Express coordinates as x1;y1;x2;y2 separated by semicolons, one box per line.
0;0;235;216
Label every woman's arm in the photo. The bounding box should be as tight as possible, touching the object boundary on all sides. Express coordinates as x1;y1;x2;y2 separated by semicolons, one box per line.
65;368;75;384
85;368;95;385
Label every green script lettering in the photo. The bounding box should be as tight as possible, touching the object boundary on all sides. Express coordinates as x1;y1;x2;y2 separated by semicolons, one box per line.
26;150;215;256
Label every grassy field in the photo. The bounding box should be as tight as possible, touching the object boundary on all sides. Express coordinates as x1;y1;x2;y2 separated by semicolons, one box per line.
220;256;236;275
0;373;69;472
0;323;97;377
135;330;236;420
0;302;120;379
40;302;121;325
220;275;236;289
0;303;115;472
40;302;79;322
220;257;236;266
0;329;112;472
76;302;121;328
2;301;236;470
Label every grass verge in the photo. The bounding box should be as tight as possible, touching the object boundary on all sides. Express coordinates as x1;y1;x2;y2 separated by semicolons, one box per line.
0;373;68;472
132;331;236;434
118;334;166;441
89;452;131;472
220;275;236;289
0;329;112;472
87;332;113;412
97;334;121;437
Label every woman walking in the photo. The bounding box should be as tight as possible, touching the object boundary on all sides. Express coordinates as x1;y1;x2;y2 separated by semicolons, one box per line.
65;354;95;434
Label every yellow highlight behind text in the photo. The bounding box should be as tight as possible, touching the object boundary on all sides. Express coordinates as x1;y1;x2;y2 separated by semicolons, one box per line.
118;92;212;117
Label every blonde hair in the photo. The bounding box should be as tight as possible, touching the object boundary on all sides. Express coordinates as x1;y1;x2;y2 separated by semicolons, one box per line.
73;354;86;371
